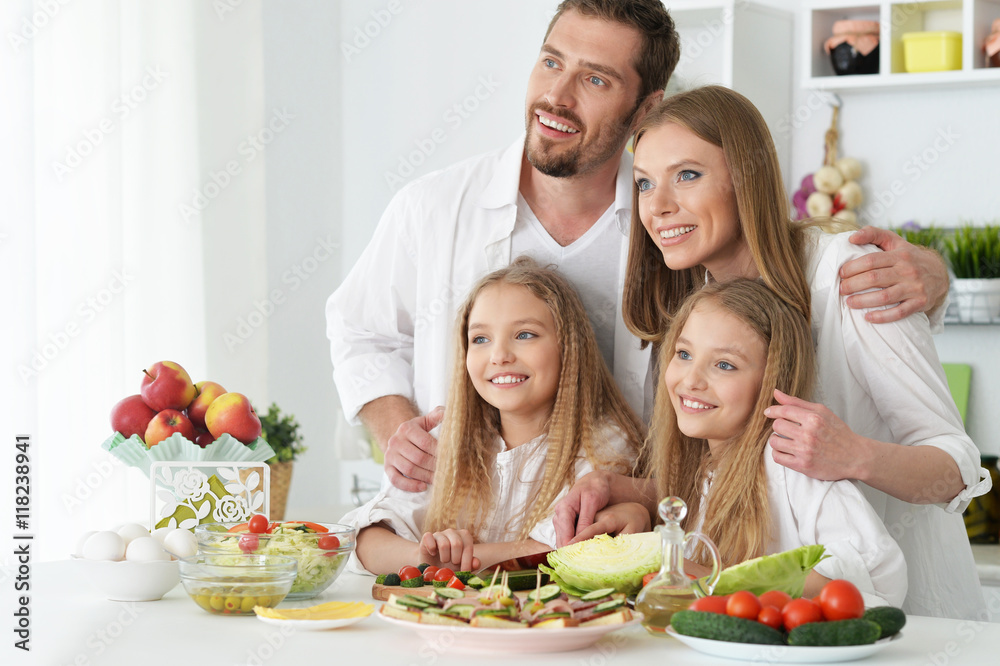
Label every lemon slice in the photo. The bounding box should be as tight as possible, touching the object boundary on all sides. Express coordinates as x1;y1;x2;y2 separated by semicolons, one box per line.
253;601;374;621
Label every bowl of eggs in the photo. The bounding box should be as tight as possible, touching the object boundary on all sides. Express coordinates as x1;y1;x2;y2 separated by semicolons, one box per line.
73;522;199;602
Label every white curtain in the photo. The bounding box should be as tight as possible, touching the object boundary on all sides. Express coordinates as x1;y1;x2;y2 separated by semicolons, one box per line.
2;0;267;561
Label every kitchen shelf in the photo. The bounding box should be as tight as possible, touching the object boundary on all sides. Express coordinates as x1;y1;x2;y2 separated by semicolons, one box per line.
803;0;1000;91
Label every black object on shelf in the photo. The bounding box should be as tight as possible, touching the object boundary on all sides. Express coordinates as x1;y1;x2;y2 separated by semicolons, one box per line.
830;43;880;76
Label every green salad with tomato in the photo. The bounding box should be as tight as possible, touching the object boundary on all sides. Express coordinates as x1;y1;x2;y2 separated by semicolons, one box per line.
203;518;350;599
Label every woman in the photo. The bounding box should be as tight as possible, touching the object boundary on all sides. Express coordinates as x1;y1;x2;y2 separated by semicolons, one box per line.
557;85;989;619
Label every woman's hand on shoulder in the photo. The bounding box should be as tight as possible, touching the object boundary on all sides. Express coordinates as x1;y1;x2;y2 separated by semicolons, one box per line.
419;529;479;572
840;226;949;323
764;389;870;482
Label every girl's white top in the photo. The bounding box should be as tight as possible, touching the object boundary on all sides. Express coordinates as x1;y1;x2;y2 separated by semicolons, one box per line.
340;426;633;574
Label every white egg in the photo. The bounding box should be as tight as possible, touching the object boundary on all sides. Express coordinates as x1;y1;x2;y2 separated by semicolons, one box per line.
125;536;170;562
83;531;126;561
73;531;97;558
150;527;176;546
163;529;198;560
117;522;150;546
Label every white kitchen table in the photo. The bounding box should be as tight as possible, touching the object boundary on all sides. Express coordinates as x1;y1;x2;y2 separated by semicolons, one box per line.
9;560;1000;666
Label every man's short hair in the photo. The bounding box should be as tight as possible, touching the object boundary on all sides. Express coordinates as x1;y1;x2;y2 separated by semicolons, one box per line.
545;0;681;102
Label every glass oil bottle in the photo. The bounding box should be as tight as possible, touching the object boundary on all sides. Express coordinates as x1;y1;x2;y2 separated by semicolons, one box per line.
635;497;721;635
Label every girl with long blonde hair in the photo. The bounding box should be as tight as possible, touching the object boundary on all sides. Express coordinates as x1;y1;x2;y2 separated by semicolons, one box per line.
345;257;646;574
652;279;906;605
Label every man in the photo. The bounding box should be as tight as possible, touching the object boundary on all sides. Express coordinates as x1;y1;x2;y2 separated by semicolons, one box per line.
327;0;948;494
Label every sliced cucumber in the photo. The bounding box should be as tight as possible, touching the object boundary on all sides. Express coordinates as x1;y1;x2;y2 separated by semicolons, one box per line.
399;576;424;588
397;596;433;609
537;611;571;620
434;587;466;600
466;576;485;589
474;607;516;618
526;583;562;604
580;588;616;601
594;598;626;613
453;571;473;584
402;594;434;606
417;563;431;573
382;573;401;587
444;604;475;619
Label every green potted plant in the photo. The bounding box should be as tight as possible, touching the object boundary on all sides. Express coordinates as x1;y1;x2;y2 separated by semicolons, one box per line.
257;403;307;520
892;221;947;253
942;223;1000;323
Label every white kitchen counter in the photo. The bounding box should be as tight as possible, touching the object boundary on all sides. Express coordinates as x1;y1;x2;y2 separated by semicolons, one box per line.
10;560;1000;666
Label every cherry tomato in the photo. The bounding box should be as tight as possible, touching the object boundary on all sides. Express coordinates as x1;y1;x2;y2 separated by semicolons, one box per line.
433;567;455;583
758;605;783;631
642;572;656;588
726;590;762;621
248;514;269;534
782;598;823;631
398;565;421;581
759;590;793;612
238;533;259;553
446;576;465;591
689;595;730;614
818;579;865;621
317;534;341;551
422;566;440;583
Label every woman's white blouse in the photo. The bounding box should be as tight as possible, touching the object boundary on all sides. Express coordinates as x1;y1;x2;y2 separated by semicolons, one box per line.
803;229;990;619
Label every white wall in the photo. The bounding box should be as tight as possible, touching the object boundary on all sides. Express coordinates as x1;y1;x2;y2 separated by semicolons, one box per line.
260;0;345;512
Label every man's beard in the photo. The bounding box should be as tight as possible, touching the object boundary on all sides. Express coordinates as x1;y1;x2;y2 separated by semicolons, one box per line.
524;99;642;178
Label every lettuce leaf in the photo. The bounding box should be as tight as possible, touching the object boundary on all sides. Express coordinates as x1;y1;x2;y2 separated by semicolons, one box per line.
707;545;829;597
541;532;661;596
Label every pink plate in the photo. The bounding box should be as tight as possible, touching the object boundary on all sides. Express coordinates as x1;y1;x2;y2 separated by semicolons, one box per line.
377;610;643;654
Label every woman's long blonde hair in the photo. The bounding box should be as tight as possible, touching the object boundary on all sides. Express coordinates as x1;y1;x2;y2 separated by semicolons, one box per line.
646;279;816;567
623;85;812;349
424;257;646;541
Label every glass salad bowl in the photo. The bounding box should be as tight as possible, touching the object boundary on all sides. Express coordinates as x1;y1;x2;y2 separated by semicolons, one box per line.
179;553;297;615
195;521;356;600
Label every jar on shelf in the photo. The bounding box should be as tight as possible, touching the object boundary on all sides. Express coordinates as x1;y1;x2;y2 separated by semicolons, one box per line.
964;455;1000;544
986;18;1000;68
824;20;880;75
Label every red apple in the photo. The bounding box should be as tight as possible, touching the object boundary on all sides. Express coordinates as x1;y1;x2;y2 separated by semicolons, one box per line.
110;394;157;441
193;429;215;449
144;409;196;448
140;361;196;411
187;381;227;430
205;392;261;444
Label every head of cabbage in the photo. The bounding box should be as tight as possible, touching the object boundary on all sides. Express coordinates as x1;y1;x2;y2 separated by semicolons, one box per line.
539;532;661;596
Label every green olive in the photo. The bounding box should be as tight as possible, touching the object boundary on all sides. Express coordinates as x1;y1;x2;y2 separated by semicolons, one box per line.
209;594;225;611
241;596;257;613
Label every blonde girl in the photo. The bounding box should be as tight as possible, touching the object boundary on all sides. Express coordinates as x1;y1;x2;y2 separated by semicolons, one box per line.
344;257;645;574
653;278;906;606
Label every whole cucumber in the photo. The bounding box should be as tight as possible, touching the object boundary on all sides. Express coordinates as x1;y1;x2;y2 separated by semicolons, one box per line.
671;610;785;645
788;618;881;646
